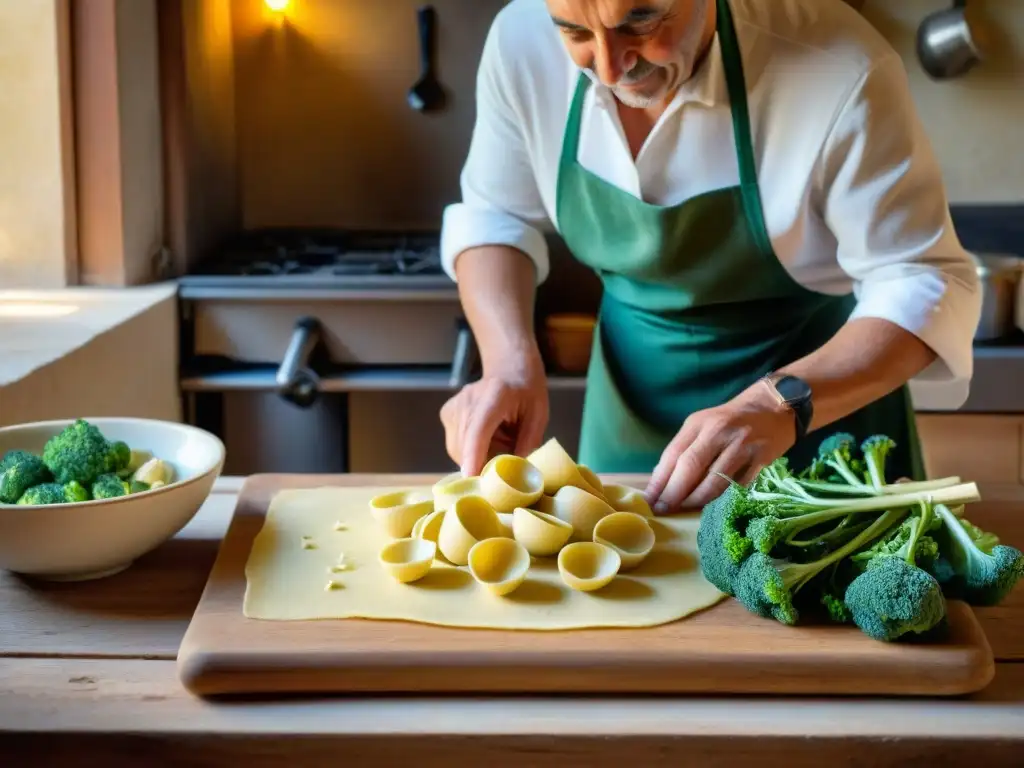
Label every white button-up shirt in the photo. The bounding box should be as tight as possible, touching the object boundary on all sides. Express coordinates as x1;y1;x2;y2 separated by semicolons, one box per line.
440;0;981;402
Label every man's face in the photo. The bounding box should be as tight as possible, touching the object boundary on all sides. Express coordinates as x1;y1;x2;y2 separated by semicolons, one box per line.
546;0;712;108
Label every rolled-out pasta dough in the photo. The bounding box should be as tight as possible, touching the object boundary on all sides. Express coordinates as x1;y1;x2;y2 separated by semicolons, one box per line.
243;485;726;630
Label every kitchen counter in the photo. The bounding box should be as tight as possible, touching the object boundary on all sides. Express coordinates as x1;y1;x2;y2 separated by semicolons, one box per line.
0;283;181;425
1;476;1024;765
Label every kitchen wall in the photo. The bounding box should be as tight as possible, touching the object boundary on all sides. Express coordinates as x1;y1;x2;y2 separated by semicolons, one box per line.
226;0;1024;232
860;0;1023;204
0;0;77;288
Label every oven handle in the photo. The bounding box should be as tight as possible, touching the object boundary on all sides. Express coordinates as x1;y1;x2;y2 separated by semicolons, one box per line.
449;317;479;388
277;316;322;407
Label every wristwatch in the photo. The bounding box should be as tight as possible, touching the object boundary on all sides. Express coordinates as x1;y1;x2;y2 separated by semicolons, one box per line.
761;372;813;442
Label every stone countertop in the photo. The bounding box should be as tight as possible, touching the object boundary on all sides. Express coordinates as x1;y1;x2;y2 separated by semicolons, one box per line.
0;282;178;387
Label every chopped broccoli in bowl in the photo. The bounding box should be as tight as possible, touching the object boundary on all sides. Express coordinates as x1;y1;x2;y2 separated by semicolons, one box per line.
0;450;52;504
0;418;175;506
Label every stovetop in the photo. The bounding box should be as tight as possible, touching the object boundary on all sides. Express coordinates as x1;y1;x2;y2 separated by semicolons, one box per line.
178;228;452;293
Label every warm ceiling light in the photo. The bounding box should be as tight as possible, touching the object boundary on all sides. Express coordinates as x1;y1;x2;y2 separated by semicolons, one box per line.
264;0;290;11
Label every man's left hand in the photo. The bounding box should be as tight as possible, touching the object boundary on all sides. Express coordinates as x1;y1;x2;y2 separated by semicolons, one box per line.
643;383;796;514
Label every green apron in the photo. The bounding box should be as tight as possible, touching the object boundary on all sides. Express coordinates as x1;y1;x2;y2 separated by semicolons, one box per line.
555;0;925;482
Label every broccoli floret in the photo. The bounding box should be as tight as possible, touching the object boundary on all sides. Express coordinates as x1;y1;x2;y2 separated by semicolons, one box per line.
1;449;37;472
933;504;1024;606
41;419;114;486
838;500;947;641
733;508;907;625
821;591;853;624
105;441;131;474
17;483;71;505
697;485;748;595
63;481;90;502
817;432;865;488
860;435;896;490
844;557;946;641
850;505;941;571
128;480;150;494
0;450;52;504
91;473;129;500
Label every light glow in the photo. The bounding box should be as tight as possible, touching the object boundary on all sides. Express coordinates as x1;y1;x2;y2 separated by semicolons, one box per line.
264;0;290;11
0;302;79;319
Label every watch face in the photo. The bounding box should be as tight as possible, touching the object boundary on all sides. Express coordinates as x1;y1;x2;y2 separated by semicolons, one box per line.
774;375;811;404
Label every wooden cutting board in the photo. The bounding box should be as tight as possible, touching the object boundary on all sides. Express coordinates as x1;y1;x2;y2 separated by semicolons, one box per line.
176;474;996;698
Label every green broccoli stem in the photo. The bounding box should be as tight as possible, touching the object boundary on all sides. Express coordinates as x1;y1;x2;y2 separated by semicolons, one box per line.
787;475;961;498
901;501;933;565
934;503;984;557
749;481;979;516
788;514;874;547
823;452;867;488
786;508;909;594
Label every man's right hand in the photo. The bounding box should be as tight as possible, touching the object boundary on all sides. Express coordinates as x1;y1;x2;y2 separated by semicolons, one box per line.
440;360;549;477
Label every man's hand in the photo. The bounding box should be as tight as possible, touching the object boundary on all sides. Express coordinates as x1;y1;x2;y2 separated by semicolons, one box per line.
644;382;795;514
440;360;549;477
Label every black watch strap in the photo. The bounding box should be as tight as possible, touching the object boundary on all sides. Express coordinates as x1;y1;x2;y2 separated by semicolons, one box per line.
763;373;813;442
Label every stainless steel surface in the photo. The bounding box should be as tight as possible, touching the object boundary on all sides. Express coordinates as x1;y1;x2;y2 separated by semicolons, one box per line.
916;0;981;80
275;317;322;407
177;281;458;300
218;392;349;476
191;299;465;365
180;366;588;393
973;253;1022;341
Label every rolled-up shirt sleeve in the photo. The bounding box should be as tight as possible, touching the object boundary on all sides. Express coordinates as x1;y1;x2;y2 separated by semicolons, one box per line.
816;52;982;392
440;18;551;284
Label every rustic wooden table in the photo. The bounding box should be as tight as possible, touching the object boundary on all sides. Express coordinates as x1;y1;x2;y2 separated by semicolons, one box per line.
1;476;1023;767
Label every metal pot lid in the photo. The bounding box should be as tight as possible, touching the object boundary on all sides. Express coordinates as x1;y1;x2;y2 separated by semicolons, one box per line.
971;252;1023;277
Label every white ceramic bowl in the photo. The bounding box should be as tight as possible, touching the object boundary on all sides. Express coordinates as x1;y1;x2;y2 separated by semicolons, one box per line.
0;417;225;581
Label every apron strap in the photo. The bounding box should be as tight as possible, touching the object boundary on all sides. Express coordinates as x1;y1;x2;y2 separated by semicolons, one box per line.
716;0;773;258
559;74;591;171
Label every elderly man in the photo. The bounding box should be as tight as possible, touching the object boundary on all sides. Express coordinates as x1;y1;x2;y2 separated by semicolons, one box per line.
438;0;981;514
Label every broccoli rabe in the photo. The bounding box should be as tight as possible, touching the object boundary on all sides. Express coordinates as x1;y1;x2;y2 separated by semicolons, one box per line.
733;509;907;625
860;435;896;490
128;480;150;494
850;505;941;572
714;468;978;564
91;473;129;500
0;449;52;504
696;484;746;595
840;501;947;641
933;504;1024;606
16;482;86;506
696;429;1024;643
844;557;947;642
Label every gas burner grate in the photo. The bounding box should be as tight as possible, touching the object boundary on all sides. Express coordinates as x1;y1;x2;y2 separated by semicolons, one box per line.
188;228;444;280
